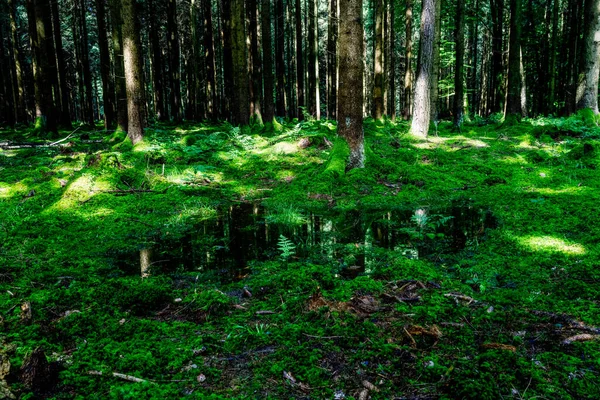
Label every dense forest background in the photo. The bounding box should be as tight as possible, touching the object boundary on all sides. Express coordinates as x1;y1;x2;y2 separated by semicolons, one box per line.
1;0;598;140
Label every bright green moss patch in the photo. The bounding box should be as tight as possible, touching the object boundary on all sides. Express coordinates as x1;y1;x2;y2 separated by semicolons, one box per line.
2;117;600;398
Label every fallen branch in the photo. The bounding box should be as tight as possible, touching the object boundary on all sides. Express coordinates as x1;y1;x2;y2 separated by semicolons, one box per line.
444;293;475;305
49;126;83;146
302;333;346;340
255;310;277;315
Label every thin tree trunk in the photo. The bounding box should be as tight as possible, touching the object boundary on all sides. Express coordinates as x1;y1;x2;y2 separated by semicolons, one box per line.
148;0;166;121
8;0;27;123
262;0;275;122
308;0;320;119
504;0;522;123
167;0;181;121
275;0;287;117
430;0;441;122
204;0;218;121
0;16;16;127
109;0;128;131
372;0;384;119
77;0;94;125
387;0;395;120
468;0;479;116
576;0;600;114
453;0;465;128
295;0;305;118
411;0;436;138
338;0;364;169
231;0;250;124
548;0;559;113
327;0;338;119
403;0;413;120
96;0;114;128
564;0;582;114
249;0;263;123
489;0;504;114
122;0;145;143
286;2;296;118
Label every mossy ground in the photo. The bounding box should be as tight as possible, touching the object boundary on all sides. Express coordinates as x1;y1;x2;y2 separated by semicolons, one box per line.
1;115;600;399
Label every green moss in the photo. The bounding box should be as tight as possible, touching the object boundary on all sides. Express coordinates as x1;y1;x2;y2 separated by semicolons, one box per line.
111;136;133;152
323;137;350;177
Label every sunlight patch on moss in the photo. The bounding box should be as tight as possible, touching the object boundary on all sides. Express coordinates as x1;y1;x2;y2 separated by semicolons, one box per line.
498;155;528;165
520;235;586;255
532;186;588;196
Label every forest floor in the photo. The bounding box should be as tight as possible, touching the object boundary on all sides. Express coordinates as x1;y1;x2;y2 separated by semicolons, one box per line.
1;114;600;399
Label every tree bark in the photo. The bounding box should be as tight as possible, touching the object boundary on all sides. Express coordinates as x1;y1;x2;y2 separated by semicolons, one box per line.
78;0;95;124
148;0;166;121
96;0;115;129
489;0;504;114
231;0;250;124
338;0;364;169
109;0;128;131
430;0;441;122
453;0;465;128
387;0;395;120
410;0;436;138
275;0;287;117
576;0;600;114
372;0;384;119
167;0;181;121
262;0;275;122
504;0;522;123
327;0;338;119
249;0;263;123
0;16;16;127
296;0;305;118
548;0;559;113
8;0;27;123
204;0;218;121
222;0;233;120
308;0;320;119
122;0;145;143
403;0;413;120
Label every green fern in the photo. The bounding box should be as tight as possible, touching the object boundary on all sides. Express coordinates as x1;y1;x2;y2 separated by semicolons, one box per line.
277;234;296;261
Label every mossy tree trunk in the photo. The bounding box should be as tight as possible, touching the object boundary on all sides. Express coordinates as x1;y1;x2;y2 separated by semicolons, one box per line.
504;0;522;124
338;0;364;169
410;0;436;139
576;0;600;115
122;0;146;144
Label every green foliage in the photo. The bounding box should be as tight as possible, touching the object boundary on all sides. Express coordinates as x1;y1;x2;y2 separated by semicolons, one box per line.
277;234;296;261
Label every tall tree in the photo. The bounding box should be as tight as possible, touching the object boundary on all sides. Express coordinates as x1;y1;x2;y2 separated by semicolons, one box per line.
8;0;27;123
576;0;600;114
96;0;115;129
231;0;250;124
547;0;559;113
387;0;396;120
504;0;522;123
411;0;436;138
338;0;364;169
275;0;287;117
453;0;465;128
51;0;72;128
148;0;166;121
430;0;441;122
167;0;181;121
109;0;128;131
372;0;384;119
249;0;263;123
489;0;504;114
308;0;320;119
295;0;304;118
121;0;145;143
0;14;16;127
77;0;95;124
28;0;58;134
327;0;338;119
204;0;218;120
262;0;275;122
222;0;233;120
403;0;413;120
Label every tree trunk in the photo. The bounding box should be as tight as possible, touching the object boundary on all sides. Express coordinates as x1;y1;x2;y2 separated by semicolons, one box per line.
122;0;145;144
262;0;275;122
148;0;166;121
0;16;16;127
50;0;72;128
286;2;296;118
576;0;600;114
8;0;27;123
167;0;181;121
468;0;479;116
109;0;128;131
295;0;305;118
504;0;522;123
548;0;559;113
231;0;250;124
203;0;218;121
78;0;94;125
275;0;287;117
453;0;465;128
96;0;115;129
29;0;58;135
338;0;364;169
489;0;504;114
403;0;413;120
410;0;436;138
564;0;582;114
308;0;320;119
249;0;263;123
327;0;338;119
372;0;384;119
430;0;441;122
387;0;395;120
